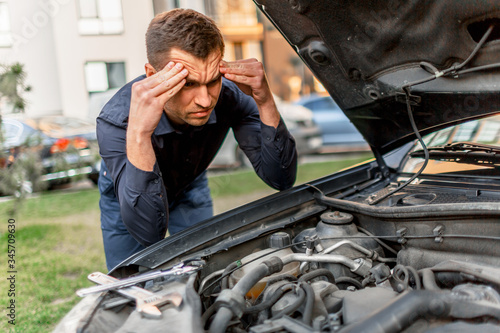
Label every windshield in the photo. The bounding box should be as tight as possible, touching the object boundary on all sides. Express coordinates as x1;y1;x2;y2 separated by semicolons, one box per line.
401;114;500;175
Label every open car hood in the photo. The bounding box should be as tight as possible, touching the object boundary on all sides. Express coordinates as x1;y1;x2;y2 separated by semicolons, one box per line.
256;0;500;154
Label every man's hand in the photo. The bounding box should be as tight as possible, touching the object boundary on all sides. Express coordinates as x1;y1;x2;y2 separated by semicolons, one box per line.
220;59;280;128
127;62;188;171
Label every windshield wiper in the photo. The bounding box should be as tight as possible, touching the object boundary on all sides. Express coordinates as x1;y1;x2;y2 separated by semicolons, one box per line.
411;141;500;166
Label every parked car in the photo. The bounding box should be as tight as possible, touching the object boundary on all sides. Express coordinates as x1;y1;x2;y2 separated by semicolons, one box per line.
0;115;100;192
295;94;369;152
57;2;500;333
210;95;322;168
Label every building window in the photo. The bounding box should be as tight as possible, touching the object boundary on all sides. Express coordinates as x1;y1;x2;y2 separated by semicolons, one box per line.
233;42;243;60
84;61;126;93
78;0;124;35
0;1;12;47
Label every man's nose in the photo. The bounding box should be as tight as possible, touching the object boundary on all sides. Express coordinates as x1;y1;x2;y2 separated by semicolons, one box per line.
195;85;211;108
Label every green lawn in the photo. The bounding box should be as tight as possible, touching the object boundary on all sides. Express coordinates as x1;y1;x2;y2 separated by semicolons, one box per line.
0;153;372;332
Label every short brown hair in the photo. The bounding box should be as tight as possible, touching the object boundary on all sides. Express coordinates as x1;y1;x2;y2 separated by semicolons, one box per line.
146;8;225;71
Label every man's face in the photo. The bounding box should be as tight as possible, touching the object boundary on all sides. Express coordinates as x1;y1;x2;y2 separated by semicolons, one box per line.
160;48;223;127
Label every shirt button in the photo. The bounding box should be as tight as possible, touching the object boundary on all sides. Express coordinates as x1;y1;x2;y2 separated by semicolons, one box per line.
266;136;271;141
153;179;159;184
159;172;162;177
160;212;165;217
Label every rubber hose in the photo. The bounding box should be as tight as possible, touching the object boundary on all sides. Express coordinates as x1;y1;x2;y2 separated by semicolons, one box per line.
244;283;295;315
210;258;283;333
270;287;306;320
406;266;422;290
421;268;440;291
339;290;451;333
298;268;335;284
301;282;315;326
221;261;238;290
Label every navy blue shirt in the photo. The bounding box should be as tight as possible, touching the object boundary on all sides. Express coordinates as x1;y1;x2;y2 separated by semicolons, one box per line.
96;76;297;246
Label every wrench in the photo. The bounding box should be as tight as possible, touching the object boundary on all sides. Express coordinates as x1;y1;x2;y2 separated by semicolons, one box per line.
86;272;182;318
77;262;198;297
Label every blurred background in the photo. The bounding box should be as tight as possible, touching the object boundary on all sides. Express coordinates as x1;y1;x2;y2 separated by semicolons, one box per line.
1;0;325;120
0;0;370;197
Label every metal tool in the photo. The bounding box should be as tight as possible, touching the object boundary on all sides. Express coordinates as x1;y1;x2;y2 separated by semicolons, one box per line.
76;262;198;297
87;272;182;318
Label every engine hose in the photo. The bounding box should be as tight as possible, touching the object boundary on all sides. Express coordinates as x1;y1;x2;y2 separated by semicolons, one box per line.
341;288;500;333
301;282;315;326
209;257;284;333
393;265;410;290
244;283;295;315
339;290;451;333
298;268;335;284
406;266;422;290
421;268;441;291
201;303;217;330
220;261;238;290
270;287;306;320
265;273;297;286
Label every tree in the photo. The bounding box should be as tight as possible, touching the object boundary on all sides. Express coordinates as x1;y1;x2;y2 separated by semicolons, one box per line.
0;63;40;214
0;62;31;113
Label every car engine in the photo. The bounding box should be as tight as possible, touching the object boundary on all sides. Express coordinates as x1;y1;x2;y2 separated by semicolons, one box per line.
71;175;500;333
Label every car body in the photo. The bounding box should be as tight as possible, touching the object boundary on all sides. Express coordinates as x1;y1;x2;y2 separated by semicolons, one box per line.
294;94;370;152
210;95;322;168
0;115;100;191
56;1;500;332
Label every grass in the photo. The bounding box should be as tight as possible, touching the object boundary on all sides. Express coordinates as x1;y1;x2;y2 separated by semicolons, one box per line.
209;153;373;198
0;189;105;333
0;153;372;332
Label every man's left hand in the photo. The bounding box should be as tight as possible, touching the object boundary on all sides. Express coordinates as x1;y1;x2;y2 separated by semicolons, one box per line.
220;59;280;127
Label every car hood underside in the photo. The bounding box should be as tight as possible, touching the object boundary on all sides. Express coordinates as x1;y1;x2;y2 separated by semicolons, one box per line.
255;0;500;154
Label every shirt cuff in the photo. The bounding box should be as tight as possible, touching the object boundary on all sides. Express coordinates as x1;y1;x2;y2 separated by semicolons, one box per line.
261;117;289;148
125;160;163;193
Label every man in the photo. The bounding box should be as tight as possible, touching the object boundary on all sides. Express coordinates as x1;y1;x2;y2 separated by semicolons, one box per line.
97;8;297;270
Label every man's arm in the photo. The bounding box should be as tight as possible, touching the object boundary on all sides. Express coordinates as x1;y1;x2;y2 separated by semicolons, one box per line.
219;59;280;128
220;60;298;190
97;117;168;247
97;62;188;247
127;62;188;171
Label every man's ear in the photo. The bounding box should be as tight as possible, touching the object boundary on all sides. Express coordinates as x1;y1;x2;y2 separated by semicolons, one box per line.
145;63;156;77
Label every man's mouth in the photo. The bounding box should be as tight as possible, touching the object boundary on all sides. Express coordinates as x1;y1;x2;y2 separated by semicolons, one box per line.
191;109;212;118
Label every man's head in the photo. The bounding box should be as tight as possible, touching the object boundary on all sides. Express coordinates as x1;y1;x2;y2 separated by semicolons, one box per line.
145;9;225;128
146;8;225;72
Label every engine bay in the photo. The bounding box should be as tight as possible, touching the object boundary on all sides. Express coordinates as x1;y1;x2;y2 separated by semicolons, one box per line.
73;175;500;333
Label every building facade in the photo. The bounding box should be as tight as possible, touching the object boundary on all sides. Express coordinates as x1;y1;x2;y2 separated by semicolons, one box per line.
0;0;315;120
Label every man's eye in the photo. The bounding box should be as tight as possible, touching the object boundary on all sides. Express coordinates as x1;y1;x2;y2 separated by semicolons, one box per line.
184;82;195;88
208;79;220;87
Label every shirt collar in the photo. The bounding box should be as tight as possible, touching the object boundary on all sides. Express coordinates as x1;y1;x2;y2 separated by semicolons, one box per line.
154;109;218;135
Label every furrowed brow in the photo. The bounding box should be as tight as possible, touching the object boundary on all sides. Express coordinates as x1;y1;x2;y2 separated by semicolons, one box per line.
186;73;222;86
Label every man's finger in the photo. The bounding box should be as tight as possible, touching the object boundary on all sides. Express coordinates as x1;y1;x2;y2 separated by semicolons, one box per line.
144;62;186;89
221;58;258;66
156;77;187;105
150;68;188;97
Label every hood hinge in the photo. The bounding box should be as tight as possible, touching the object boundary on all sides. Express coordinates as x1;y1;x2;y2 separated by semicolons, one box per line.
372;148;390;179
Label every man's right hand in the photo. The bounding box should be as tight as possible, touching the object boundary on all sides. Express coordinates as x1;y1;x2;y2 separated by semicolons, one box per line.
126;62;188;171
